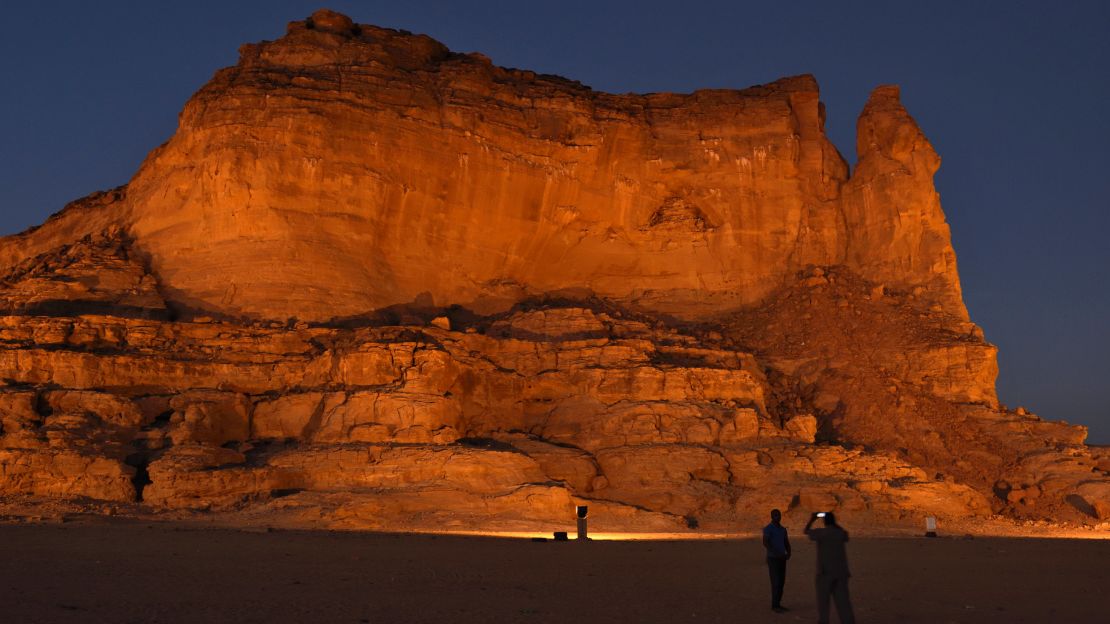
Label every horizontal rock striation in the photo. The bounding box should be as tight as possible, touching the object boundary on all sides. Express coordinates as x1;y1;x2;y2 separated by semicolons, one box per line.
0;10;1105;532
1;13;962;324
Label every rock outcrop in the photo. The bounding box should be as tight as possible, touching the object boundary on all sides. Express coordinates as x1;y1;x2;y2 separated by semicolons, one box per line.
0;10;1105;533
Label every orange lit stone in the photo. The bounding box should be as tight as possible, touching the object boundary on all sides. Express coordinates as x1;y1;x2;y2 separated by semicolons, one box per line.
0;10;1105;533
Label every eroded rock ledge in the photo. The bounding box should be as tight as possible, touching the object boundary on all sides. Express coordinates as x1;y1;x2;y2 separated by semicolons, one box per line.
0;229;1105;531
0;10;1106;532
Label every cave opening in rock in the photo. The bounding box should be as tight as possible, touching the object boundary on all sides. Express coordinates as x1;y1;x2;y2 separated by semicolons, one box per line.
125;452;152;502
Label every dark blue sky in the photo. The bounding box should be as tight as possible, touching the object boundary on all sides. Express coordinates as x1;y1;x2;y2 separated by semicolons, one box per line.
2;1;1107;442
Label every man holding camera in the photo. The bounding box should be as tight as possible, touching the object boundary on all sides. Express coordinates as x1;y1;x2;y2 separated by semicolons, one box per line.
804;511;856;624
762;508;791;612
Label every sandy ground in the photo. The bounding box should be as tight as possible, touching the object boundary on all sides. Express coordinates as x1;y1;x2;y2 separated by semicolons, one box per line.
1;521;1107;623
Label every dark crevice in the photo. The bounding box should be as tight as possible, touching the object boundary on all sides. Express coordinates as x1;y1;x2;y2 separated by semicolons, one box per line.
32;392;53;427
241;440;290;467
1;301;170;320
142;410;173;432
125;452;152;502
992;480;1012;502
455;437;523;454
1066;494;1098;518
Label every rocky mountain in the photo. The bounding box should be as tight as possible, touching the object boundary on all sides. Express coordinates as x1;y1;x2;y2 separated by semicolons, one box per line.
0;10;1106;533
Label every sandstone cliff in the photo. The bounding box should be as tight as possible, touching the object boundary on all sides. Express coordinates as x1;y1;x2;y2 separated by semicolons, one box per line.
0;10;1105;533
0;11;960;323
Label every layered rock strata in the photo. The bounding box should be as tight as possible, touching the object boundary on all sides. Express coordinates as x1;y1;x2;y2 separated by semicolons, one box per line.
2;12;961;323
0;10;1106;532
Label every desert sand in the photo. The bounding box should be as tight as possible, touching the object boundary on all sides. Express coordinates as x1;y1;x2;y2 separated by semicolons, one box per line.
1;521;1106;623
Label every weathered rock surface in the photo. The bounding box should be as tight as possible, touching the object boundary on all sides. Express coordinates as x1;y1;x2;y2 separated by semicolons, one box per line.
0;10;1105;533
0;11;964;324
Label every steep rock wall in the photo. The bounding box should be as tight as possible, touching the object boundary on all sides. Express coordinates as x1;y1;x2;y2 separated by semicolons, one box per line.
0;10;1105;531
0;11;963;323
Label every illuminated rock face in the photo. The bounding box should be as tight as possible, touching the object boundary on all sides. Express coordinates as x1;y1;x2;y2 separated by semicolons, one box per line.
0;10;1106;530
1;13;960;323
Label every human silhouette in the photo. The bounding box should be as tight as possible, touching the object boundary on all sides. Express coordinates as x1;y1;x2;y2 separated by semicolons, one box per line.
762;508;791;612
804;511;856;624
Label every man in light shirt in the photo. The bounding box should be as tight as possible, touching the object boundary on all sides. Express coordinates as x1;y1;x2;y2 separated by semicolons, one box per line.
804;511;856;624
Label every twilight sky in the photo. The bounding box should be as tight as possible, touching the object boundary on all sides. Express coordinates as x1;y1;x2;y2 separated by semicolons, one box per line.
1;1;1107;442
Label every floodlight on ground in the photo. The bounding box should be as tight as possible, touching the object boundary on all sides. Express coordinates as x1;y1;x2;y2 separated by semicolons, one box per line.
925;516;937;538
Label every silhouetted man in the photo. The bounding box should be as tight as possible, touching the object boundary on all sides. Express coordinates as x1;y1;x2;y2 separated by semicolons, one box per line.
804;511;856;624
762;508;791;612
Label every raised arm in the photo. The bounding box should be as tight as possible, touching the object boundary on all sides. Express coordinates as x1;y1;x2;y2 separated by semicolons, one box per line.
804;512;818;536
